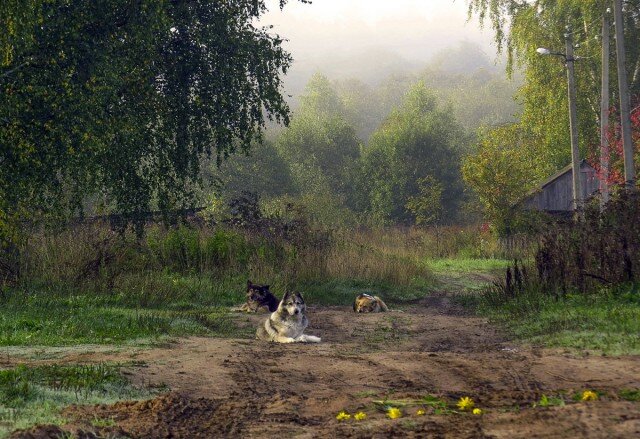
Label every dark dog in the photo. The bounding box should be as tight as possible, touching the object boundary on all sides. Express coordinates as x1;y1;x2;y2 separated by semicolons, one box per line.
231;280;279;313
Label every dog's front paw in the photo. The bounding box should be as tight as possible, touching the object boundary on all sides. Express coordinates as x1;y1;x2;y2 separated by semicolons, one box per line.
304;335;321;343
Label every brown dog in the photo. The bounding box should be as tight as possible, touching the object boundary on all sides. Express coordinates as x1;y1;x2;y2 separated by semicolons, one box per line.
231;280;279;313
353;293;389;313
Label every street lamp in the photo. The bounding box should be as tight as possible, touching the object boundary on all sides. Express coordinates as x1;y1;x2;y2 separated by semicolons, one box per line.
537;33;583;214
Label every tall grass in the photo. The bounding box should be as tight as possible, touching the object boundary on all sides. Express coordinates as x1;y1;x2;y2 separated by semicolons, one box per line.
13;225;440;301
12;222;511;298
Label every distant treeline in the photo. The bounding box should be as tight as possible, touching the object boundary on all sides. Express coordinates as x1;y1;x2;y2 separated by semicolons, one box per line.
211;43;521;227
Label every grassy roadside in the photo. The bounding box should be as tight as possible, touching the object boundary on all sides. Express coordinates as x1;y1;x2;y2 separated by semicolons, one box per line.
456;284;640;355
0;363;158;438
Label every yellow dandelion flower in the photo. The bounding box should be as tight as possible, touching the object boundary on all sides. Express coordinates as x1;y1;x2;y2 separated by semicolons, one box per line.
387;407;402;419
457;396;475;411
354;412;367;421
336;411;351;421
416;409;426;416
472;408;483;415
581;390;598;401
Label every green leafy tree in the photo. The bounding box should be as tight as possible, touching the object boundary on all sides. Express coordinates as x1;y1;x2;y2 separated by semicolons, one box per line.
275;73;361;206
462;124;544;230
405;176;444;225
360;82;467;224
0;0;300;238
209;140;294;200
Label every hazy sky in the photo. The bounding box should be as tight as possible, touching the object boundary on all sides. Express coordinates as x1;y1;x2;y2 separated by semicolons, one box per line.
262;0;496;64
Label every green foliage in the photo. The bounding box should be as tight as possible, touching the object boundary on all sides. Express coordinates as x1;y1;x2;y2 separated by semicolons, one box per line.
619;389;640;402
462;124;548;230
332;42;520;142
0;0;297;238
533;394;565;408
277;74;361;197
211;140;295;200
405;176;444;225
360;82;467;224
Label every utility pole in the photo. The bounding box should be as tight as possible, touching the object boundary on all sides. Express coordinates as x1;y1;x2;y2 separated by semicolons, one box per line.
613;0;637;190
600;11;611;205
565;30;584;212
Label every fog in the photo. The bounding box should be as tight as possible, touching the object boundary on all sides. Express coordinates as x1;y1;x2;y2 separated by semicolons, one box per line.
262;0;499;97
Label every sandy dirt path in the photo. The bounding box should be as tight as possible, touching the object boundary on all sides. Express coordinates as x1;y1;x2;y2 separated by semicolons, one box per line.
10;293;640;438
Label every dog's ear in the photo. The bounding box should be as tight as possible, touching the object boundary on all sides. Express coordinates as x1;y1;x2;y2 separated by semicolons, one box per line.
264;285;270;290
282;291;291;301
294;292;304;301
247;280;253;289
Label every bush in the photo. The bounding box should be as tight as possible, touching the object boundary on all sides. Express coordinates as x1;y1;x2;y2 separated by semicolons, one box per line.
536;191;640;296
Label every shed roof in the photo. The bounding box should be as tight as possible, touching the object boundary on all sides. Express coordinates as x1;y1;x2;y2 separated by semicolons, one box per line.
534;159;592;191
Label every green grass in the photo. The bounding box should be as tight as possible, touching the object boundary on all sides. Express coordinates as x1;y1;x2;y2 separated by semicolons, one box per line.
0;285;252;346
425;258;510;292
426;258;511;274
532;394;565;408
619;389;640;402
459;285;640;355
0;363;156;438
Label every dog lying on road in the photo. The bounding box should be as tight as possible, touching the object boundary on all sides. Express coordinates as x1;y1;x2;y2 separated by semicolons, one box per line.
231;280;279;313
256;291;321;343
353;293;389;313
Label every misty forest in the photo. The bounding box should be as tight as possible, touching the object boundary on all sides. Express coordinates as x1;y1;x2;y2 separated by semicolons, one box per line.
1;1;640;438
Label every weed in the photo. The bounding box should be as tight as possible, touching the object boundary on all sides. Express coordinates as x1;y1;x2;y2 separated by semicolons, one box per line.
91;416;117;428
533;394;565;408
619;389;640;402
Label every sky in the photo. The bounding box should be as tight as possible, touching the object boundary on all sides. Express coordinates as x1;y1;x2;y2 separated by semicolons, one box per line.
261;0;496;64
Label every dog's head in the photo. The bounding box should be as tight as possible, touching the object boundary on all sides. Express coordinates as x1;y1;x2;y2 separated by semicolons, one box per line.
278;291;306;317
353;293;385;313
246;280;274;311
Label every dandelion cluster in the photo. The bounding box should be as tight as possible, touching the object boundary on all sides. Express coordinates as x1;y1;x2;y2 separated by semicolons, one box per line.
581;390;598;401
457;396;475;411
354;412;367;421
472;408;483;415
416;409;426;416
336;411;351;421
387;407;402;419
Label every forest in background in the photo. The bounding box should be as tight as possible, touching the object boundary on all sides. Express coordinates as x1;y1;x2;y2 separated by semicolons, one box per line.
210;42;521;227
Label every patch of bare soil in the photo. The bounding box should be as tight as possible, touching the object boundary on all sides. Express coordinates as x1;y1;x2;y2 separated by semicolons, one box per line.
10;293;640;438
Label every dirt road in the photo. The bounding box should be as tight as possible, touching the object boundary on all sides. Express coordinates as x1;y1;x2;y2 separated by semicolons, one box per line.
12;294;640;438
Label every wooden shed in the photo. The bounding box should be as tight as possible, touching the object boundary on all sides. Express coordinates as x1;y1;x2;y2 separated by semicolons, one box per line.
520;160;601;213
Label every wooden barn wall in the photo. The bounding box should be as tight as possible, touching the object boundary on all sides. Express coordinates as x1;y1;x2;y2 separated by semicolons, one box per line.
523;165;600;211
